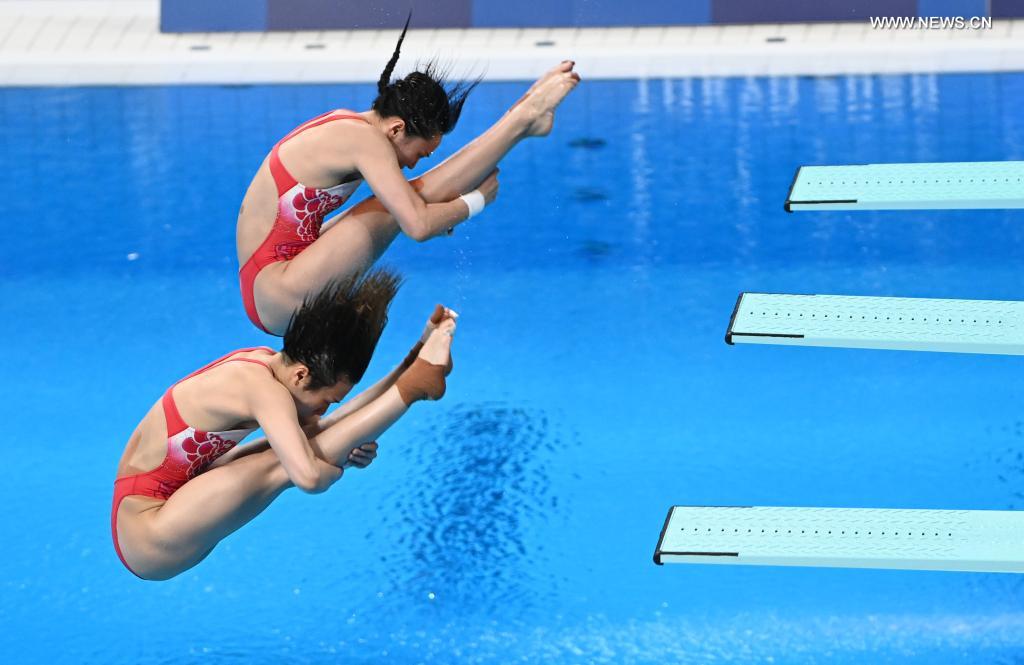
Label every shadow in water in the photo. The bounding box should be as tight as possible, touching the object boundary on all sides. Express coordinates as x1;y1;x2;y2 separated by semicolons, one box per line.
572;186;611;202
374;402;572;614
568;137;607;150
577;240;616;264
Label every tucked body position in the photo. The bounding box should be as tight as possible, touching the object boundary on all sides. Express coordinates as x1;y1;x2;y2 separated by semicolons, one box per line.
112;268;455;580
236;19;580;334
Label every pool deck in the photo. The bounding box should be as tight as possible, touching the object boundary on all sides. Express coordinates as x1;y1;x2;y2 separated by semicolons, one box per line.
2;0;1023;86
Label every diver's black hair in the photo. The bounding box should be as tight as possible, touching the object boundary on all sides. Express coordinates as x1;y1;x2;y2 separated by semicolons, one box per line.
372;12;479;138
282;268;402;388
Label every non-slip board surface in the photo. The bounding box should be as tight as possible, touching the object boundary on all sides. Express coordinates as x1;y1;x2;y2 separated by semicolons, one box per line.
655;506;1024;572
785;161;1024;211
725;292;1024;355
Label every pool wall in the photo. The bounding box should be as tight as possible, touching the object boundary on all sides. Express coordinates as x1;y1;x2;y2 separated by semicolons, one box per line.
160;0;1024;32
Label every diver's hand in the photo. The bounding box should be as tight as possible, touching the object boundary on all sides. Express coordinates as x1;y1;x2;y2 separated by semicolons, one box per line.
477;168;499;206
345;441;378;469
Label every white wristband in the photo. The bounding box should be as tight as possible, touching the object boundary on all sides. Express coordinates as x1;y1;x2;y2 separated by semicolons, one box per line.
459;189;486;218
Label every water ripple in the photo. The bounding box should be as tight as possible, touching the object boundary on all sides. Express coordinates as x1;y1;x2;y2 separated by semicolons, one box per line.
374;402;569;614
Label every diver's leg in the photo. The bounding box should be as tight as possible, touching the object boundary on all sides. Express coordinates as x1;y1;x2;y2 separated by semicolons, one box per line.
411;61;580;203
253;197;401;335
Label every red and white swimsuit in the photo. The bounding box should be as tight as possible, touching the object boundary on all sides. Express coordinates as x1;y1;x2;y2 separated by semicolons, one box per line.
110;347;274;577
239;110;369;333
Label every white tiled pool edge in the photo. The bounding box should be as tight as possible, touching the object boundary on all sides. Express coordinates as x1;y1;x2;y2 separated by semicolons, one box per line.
3;1;1023;86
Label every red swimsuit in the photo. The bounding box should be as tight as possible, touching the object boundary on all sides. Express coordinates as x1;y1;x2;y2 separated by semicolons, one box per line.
239;110;369;333
111;347;274;577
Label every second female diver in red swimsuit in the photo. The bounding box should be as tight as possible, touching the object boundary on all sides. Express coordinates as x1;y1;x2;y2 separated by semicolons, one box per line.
112;268;456;580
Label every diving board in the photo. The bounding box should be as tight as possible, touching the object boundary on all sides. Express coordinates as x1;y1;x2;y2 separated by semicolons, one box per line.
654;506;1024;573
785;161;1024;211
725;292;1024;355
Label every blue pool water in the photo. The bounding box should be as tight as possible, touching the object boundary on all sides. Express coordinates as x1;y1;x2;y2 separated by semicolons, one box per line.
2;73;1024;663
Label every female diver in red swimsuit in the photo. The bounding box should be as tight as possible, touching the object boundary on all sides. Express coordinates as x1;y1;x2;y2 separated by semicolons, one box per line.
112;268;455;580
237;21;580;334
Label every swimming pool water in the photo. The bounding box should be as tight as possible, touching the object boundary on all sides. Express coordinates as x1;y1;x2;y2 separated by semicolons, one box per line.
2;73;1024;663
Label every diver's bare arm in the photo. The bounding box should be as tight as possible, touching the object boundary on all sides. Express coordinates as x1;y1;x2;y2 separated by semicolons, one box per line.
311;364;405;433
312;304;453;434
205;437;272;469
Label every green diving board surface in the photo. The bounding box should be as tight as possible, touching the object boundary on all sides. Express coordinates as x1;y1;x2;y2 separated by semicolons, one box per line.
785;161;1024;211
725;292;1024;355
654;506;1024;573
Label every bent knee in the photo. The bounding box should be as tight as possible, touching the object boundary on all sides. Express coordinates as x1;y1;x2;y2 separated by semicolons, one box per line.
330;199;402;246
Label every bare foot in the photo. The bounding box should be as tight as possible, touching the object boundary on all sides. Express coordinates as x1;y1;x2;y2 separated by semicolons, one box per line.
419;304;458;345
511;61;575;110
510;61;581;138
395;319;454;404
419;318;455;366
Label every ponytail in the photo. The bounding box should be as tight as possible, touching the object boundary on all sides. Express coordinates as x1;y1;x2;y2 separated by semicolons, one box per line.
371;13;479;139
378;12;412;95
